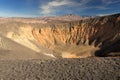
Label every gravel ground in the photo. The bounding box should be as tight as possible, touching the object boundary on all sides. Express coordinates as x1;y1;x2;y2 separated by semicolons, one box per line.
0;57;119;80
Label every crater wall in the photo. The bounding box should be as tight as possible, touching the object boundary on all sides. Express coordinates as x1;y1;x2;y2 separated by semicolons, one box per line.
32;14;120;57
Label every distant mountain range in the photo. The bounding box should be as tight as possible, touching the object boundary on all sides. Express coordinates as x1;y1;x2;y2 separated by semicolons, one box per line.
1;13;120;23
0;14;94;23
40;14;93;22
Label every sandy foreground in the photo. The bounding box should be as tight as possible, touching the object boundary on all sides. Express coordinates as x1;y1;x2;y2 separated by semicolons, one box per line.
0;57;119;80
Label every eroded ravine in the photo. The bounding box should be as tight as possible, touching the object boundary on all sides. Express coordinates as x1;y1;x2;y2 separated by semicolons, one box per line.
32;14;120;58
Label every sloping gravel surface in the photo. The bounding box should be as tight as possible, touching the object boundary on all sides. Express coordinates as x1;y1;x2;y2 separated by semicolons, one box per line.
0;57;120;80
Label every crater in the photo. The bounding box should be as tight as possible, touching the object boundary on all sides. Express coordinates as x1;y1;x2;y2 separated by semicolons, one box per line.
32;14;120;58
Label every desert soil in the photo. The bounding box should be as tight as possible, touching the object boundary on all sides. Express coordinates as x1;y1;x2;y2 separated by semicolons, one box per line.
0;57;119;80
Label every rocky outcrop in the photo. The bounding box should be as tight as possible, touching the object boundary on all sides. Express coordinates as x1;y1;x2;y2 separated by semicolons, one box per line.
32;14;120;58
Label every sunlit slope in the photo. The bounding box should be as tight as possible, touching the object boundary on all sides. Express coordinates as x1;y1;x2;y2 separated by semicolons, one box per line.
0;35;54;60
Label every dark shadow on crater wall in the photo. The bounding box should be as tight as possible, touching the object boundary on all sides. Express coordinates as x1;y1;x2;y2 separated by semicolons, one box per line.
95;40;120;57
88;14;120;57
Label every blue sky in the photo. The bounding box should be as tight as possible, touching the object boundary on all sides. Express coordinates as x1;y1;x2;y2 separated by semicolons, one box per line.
0;0;120;17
